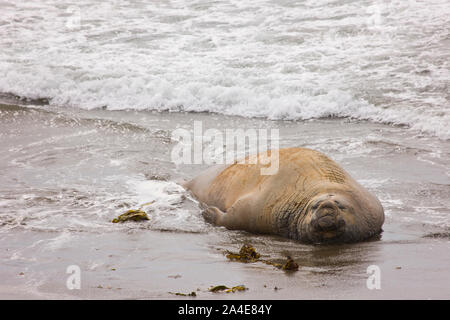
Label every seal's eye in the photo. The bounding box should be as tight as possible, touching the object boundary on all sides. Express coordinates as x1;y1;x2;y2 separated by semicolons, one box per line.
334;201;345;210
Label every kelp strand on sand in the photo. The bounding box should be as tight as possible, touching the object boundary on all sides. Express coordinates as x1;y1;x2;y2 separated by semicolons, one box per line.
225;244;260;262
226;244;299;271
169;291;197;297
209;285;248;293
168;285;247;297
112;201;155;223
112;209;149;223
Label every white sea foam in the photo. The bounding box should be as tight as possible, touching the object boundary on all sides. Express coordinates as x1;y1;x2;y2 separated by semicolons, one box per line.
127;179;206;233
0;177;204;234
0;0;449;138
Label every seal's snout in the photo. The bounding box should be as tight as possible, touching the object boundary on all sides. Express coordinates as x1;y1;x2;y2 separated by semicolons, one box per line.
311;200;345;232
316;214;336;230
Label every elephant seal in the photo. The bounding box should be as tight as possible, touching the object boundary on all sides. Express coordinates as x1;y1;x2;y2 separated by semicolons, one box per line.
184;147;384;243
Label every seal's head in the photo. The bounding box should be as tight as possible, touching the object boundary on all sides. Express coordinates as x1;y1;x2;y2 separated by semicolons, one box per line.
299;191;383;243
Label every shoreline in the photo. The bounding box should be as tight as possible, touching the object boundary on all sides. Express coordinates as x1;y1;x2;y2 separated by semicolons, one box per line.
1;223;449;299
0;100;449;300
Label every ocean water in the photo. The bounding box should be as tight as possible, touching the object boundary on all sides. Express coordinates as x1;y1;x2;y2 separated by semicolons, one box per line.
0;0;449;138
0;0;450;299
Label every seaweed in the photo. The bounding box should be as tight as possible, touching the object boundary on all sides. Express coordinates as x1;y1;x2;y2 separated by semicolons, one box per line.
208;285;229;292
225;244;299;272
112;209;149;223
225;244;260;262
209;285;248;293
282;256;299;271
260;260;283;269
227;285;247;293
139;201;155;208
168;285;247;297
111;200;155;223
169;291;197;297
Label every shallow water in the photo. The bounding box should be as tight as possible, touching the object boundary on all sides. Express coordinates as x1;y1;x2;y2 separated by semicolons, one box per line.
0;99;449;299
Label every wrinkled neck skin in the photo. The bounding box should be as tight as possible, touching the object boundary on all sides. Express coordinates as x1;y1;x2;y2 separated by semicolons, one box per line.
281;183;384;244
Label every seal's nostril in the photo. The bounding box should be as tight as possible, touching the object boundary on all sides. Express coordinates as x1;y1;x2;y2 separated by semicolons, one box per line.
319;200;338;211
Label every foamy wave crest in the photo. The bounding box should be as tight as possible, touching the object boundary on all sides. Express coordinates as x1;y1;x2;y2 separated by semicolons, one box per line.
0;0;449;139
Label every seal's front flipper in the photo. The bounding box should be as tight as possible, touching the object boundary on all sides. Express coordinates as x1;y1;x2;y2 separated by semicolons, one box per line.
200;203;225;225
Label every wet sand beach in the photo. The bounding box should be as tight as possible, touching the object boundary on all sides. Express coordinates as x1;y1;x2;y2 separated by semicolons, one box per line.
1;100;449;299
1;0;449;300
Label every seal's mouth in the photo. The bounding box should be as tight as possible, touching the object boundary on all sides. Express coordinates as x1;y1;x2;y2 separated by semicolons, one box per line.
309;199;346;241
314;214;346;231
